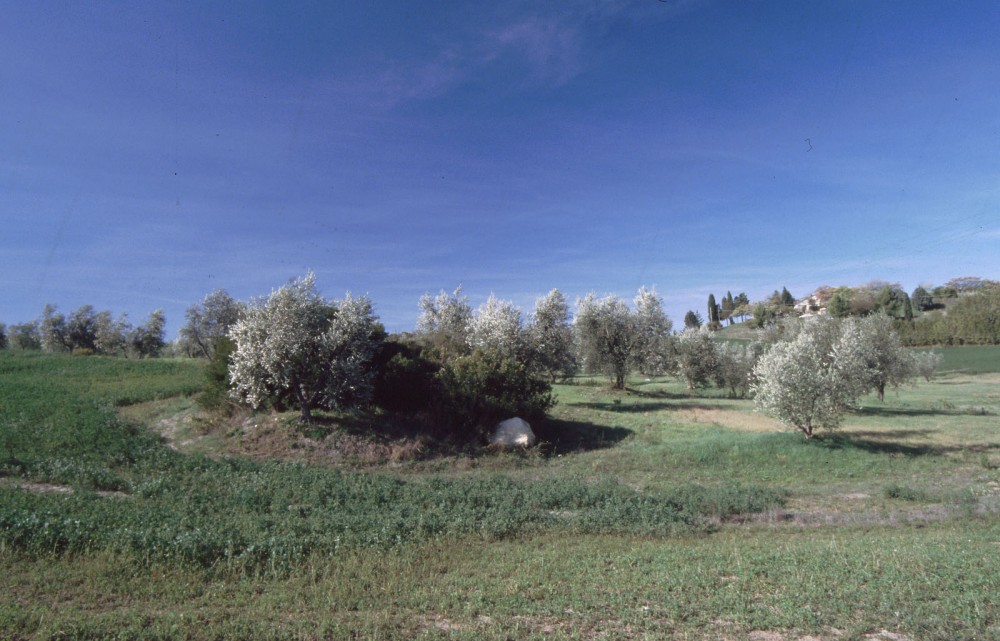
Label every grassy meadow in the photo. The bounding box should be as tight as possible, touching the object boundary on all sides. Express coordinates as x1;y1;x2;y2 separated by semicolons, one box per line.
2;347;1000;640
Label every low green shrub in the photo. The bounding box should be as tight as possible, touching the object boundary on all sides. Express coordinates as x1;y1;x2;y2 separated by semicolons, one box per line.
434;350;555;440
371;339;439;414
197;336;238;412
884;484;930;501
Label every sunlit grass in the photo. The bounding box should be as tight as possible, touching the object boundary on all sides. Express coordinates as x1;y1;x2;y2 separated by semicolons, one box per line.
3;347;1000;639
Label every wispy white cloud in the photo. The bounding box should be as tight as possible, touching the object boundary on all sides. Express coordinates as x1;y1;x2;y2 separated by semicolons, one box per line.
482;16;584;85
344;13;588;111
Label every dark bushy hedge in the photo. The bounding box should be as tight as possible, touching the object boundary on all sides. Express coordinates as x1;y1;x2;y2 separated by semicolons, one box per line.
434;350;555;440
370;338;555;442
371;340;440;414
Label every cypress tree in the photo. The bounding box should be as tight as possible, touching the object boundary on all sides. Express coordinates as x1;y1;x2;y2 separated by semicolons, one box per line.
707;294;720;326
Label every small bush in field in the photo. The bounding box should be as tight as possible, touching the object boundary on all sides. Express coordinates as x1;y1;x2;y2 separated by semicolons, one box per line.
198;336;238;412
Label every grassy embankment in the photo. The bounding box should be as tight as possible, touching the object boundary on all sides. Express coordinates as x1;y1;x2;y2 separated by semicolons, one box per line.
2;347;999;640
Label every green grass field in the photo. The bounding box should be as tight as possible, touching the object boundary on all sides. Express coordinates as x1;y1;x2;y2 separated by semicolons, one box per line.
2;348;999;640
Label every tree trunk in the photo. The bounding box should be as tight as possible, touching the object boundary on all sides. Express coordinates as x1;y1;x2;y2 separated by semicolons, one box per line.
876;383;885;402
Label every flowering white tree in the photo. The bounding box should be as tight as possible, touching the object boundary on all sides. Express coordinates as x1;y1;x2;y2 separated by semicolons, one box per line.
467;294;525;358
416;287;472;361
528;289;577;381
228;273;381;422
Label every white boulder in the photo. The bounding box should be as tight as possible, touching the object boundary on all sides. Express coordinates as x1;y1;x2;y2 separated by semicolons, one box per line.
489;417;536;448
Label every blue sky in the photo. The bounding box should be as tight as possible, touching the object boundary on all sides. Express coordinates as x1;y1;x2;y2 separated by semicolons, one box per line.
3;1;998;336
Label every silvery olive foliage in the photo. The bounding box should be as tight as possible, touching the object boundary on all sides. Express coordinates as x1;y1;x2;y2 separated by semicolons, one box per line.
38;304;71;352
416;287;472;361
180;289;245;358
528;289;577;382
574;293;637;390
130;309;166;358
751;317;859;438
675;327;719;390
575;291;672;390
94;310;131;357
8;322;41;350
714;340;766;398
633;286;674;376
35;303;163;357
466;294;525;358
228;273;381;422
841;312;916;401
912;350;942;381
751;314;921;438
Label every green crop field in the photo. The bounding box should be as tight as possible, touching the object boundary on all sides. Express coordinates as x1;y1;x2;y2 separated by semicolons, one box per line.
2;348;999;640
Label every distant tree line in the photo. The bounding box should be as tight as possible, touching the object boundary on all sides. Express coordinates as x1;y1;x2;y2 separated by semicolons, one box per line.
1;304;165;358
4;273;980;443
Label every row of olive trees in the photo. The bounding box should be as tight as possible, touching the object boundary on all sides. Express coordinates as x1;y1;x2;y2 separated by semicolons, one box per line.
221;279;675;428
416;286;675;391
0;305;166;358
222;276;558;431
204;275;939;440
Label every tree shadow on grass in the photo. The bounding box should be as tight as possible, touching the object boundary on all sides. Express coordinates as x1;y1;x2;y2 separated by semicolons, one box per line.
570;399;733;414
571;401;680;413
818;431;1000;457
856;405;996;418
534;417;633;456
624;386;692;400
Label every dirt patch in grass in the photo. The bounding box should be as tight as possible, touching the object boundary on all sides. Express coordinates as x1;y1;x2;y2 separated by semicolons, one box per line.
677;406;783;432
232;413;434;467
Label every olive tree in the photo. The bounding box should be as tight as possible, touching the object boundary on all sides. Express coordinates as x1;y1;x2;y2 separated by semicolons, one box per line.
130;309;166;358
228;273;381;422
574;288;673;389
675;327;719;390
912;350;942;381
751;317;866;438
8;322;41;350
180;289;244;358
467;294;525;359
714;340;765;398
527;289;577;382
38;305;71;352
94;311;131;357
840;312;915;402
416;287;472;362
633;287;674;376
574;293;638;390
